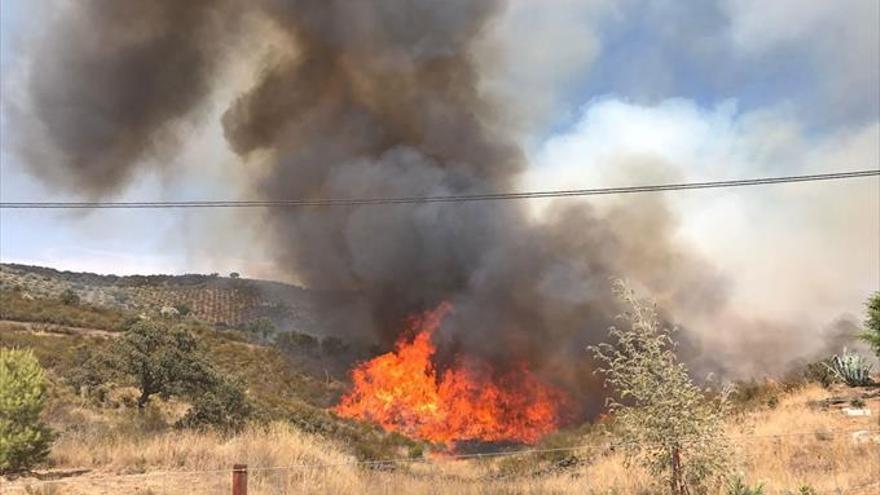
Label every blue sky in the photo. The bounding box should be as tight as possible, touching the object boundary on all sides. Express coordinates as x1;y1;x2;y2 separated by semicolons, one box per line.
0;0;877;328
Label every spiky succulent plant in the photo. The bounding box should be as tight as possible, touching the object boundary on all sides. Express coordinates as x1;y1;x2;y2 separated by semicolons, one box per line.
825;348;873;387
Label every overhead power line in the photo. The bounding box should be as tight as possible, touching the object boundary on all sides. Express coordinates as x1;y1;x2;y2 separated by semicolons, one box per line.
1;169;877;209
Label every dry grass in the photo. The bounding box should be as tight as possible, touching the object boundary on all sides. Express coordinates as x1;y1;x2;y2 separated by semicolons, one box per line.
51;422;354;474
727;383;880;493
4;384;878;494
0;290;130;332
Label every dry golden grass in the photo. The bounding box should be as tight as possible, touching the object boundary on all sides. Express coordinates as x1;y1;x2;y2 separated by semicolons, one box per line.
726;383;880;493
3;384;879;494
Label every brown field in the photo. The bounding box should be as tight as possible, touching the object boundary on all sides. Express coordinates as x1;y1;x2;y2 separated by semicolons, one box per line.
3;384;878;495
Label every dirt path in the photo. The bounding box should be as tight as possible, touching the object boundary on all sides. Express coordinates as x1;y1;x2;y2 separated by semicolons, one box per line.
0;319;119;338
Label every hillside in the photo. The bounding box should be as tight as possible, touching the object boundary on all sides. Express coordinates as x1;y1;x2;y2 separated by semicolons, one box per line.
0;263;322;331
1;265;878;493
0;301;420;463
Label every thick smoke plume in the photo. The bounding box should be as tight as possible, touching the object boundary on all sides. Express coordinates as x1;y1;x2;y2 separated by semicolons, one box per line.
18;0;238;193
12;0;848;417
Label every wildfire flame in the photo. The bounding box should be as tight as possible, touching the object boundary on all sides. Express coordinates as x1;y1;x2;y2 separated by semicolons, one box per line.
334;303;570;444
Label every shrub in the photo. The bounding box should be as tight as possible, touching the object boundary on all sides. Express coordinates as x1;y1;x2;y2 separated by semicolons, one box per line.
176;375;251;432
0;348;53;473
824;348;873;387
591;281;732;494
66;346;118;403
726;476;764;495
59;289;79;306
113;291;130;305
730;380;781;409
789;485;817;495
803;358;836;388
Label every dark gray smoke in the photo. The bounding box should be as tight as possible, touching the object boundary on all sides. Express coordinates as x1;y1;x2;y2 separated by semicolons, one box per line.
18;0;238;193
16;0;756;417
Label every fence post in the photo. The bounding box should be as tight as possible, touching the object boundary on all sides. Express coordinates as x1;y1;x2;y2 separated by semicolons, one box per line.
232;464;248;495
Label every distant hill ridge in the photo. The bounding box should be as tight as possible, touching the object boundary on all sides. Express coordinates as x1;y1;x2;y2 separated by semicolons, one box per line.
0;263;321;331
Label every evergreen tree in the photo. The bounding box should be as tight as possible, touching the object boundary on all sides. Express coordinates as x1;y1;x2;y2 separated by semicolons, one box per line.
0;348;53;473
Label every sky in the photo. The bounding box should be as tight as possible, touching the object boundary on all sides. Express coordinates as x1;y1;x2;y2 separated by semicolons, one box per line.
1;0;878;329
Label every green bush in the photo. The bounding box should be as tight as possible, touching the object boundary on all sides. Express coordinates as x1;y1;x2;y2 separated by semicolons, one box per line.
65;346;118;403
803;358;836;388
859;291;880;359
0;348;54;473
176;375;251;432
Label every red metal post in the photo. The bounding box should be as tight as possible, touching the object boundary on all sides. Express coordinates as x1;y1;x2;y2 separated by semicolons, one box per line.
232;464;248;495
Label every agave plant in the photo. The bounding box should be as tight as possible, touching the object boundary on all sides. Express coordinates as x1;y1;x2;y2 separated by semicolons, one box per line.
825;348;873;387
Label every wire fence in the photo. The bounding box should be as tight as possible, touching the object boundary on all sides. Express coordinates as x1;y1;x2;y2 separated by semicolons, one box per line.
3;427;878;494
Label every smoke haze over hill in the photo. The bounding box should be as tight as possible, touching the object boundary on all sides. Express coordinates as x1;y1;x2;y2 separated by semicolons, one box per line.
4;0;877;416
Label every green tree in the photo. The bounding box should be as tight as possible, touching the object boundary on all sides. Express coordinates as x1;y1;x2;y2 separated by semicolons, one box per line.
0;348;53;473
859;291;880;358
591;281;732;494
106;321;252;429
112;321;213;408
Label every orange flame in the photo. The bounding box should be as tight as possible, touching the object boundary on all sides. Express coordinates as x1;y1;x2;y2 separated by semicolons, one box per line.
334;303;570;444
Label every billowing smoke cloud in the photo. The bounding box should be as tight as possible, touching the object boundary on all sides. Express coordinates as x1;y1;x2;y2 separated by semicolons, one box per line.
214;2;733;392
16;0;238;194
11;0;871;417
527;97;879;376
